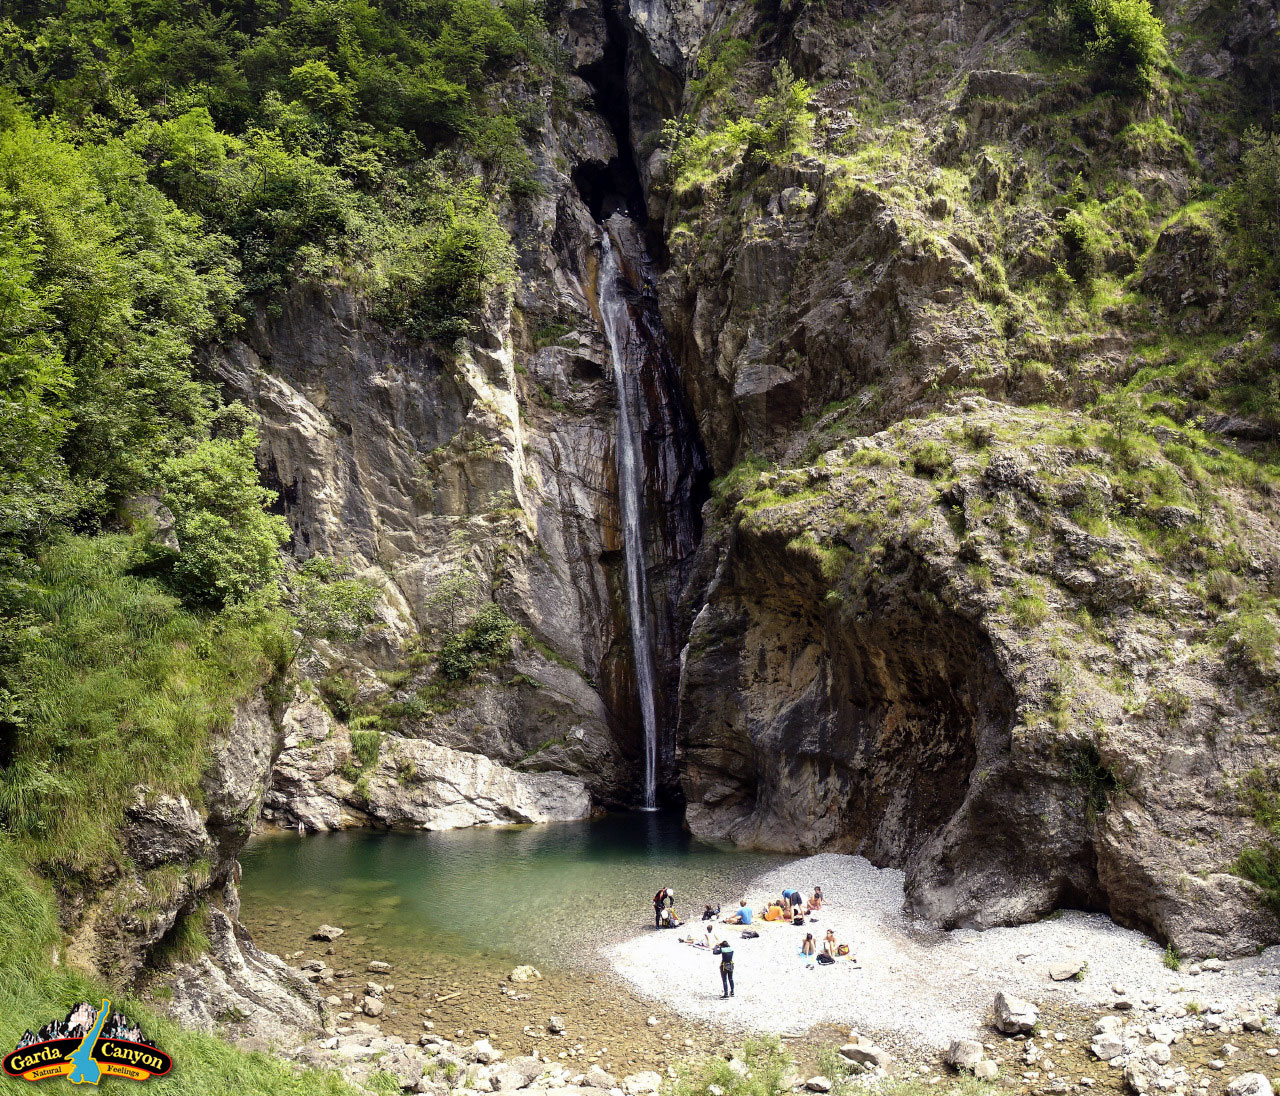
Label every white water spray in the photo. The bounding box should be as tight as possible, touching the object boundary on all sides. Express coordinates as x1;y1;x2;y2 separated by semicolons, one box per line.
598;232;660;810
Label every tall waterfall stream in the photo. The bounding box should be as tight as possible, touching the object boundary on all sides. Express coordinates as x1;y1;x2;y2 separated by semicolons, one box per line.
598;229;661;810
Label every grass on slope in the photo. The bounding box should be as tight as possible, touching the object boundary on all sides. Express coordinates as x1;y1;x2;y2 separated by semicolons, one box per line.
0;534;289;882
0;839;358;1095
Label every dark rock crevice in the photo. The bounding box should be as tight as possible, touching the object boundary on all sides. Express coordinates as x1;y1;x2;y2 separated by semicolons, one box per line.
680;528;1018;874
574;0;650;223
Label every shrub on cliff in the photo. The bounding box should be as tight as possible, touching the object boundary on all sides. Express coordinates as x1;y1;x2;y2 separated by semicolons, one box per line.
1225;127;1280;308
437;603;517;681
662;62;814;195
1051;0;1167;94
160;427;290;608
374;182;516;341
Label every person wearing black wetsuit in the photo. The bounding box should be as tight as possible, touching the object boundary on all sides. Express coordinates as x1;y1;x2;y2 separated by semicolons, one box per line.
717;942;735;998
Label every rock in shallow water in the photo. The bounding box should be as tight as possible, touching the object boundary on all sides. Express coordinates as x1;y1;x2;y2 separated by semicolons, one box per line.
993;990;1038;1034
944;1038;985;1071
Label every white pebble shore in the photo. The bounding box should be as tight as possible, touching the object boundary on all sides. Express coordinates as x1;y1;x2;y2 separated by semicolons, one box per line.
605;854;1280;1050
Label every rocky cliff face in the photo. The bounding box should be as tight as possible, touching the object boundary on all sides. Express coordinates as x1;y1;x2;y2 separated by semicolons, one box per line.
61;692;329;1038
679;400;1280;956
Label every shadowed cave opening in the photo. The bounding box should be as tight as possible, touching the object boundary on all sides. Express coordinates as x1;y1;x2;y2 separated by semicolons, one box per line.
574;0;648;223
683;547;1020;861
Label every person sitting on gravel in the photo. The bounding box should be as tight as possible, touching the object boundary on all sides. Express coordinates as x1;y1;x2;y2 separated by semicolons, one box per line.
659;905;682;929
723;900;753;925
809;886;824;910
822;928;838;957
801;932;816;957
763;902;784;922
702;904;720;921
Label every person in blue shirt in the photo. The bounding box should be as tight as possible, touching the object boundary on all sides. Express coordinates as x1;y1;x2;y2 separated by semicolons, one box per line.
781;888;802;908
723;899;753;925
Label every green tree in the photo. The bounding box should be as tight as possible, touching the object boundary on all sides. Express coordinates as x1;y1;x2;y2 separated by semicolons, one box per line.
1228;127;1280;284
159;427;290;606
753;61;814;158
1053;0;1167;94
425;561;483;631
292;556;381;642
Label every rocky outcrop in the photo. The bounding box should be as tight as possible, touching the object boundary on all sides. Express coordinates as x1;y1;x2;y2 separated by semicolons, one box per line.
64;694;284;986
678;401;1280;956
262;692;592;832
167;905;328;1048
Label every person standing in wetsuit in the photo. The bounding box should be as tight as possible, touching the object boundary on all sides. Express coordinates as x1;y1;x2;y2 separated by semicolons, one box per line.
716;941;735;998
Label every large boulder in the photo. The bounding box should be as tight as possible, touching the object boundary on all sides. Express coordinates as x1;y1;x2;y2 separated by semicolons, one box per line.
1227;1076;1275;1096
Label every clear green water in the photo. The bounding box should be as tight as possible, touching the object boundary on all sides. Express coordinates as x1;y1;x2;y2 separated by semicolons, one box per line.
238;812;788;970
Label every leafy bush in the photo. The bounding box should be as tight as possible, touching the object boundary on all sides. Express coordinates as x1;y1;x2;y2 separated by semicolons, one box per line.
1225;127;1280;291
1234;843;1280;914
1051;0;1167;93
1230;608;1279;675
319;671;360;723
293;556;381;642
0;114;239;561
160;428;290;607
375;182;516;341
437;603;517;681
663;62;814;195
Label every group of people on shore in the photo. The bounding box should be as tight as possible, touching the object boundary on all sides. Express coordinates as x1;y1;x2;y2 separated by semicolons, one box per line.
650;884;854;998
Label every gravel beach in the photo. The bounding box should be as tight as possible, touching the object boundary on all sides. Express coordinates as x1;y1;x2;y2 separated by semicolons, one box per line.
606;854;1280;1050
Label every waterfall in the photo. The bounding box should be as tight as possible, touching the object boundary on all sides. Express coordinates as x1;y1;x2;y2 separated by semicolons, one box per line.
598;231;661;810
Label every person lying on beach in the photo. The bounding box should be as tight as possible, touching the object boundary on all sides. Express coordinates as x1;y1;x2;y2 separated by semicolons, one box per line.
723;900;753;925
800;932;816;956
